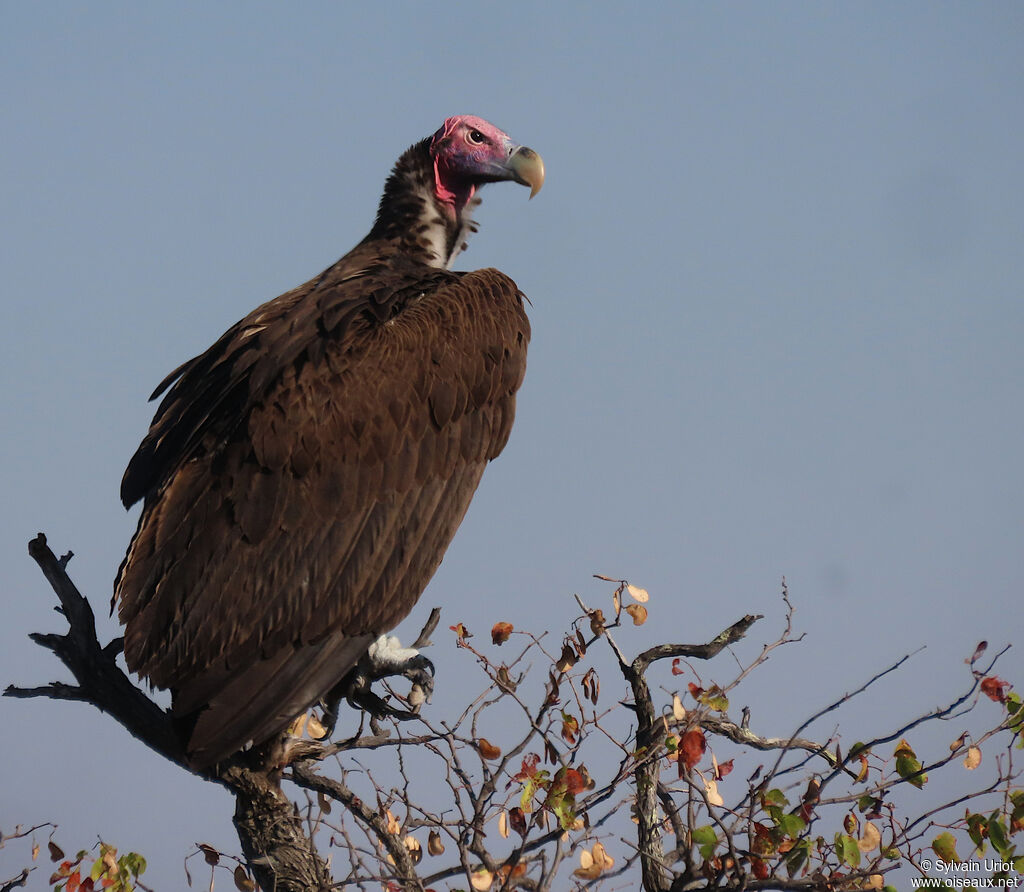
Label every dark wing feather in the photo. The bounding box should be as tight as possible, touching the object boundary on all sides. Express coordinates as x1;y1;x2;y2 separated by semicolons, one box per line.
116;257;529;765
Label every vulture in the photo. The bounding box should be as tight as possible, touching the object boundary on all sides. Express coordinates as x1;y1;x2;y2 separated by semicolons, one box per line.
115;115;543;768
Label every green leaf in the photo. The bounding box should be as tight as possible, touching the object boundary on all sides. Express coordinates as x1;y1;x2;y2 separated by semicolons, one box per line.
857;794;879;813
895;753;927;788
699;685;729;712
988;815;1011;858
967;812;989;851
762;788;789;809
835;833;861;868
692;825;717;860
785;839;810;877
776;813;806;839
932;831;960;864
120;853;147;878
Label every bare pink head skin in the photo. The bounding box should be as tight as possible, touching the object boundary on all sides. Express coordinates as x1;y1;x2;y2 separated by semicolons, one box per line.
429;115;544;218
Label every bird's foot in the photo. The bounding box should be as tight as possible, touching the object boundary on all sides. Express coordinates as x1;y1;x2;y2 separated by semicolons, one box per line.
318;634;434;736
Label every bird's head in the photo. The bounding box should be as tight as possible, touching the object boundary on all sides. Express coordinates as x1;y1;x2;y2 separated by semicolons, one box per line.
430;115;545;218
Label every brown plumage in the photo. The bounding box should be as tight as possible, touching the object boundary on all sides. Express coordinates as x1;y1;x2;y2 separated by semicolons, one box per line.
115;116;544;767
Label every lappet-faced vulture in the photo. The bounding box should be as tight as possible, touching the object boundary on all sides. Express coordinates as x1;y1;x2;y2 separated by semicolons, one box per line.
115;115;543;767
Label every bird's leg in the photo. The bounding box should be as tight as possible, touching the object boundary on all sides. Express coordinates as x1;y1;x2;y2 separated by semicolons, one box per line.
365;633;435;700
317;634;434;737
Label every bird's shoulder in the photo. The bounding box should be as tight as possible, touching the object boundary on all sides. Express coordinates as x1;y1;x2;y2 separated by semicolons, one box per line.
120;246;528;506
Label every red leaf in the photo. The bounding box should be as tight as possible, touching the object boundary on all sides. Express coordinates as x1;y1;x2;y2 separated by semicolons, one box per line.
980;676;1009;703
509;806;527;839
715;758;734;780
752;857;770;880
687;682;704;700
512;753;540;782
563;768;585;795
680;729;706;771
671;658;685;676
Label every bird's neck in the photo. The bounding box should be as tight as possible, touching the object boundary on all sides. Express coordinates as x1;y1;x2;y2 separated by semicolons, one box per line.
365;139;480;269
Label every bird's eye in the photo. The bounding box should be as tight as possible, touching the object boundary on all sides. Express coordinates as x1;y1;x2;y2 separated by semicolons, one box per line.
466;129;486;145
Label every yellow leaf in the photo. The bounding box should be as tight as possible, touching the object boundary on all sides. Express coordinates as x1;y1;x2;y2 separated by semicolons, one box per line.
626;584;650;603
893;738;915;759
31;843;39;861
288;714;307;737
498;811;509;839
386;809;402;835
672;694;686;721
624;604;647;626
865;875;884;890
963;745;982;770
470;868;493;890
858;821;881;853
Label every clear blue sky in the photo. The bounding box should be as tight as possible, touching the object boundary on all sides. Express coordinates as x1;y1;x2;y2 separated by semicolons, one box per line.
2;3;1021;887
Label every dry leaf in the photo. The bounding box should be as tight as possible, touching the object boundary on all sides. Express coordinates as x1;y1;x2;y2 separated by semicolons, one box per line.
963;745;982;770
48;842;64;862
672;694;686;721
427;830;445;856
307;714;328;739
626;584;650;603
865;874;884;890
612;588;621;615
573;841;615;879
199;843;220;866
233;865;256;891
477;737;502;760
404;835;422;865
386;810;402;835
858;821;881;853
491;622;514;645
498;811;509;839
496;665;517;693
318;791;332;815
624;604;647;626
703;776;724;807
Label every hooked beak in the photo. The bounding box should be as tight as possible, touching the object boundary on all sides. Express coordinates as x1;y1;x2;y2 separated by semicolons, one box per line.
505;145;545;198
